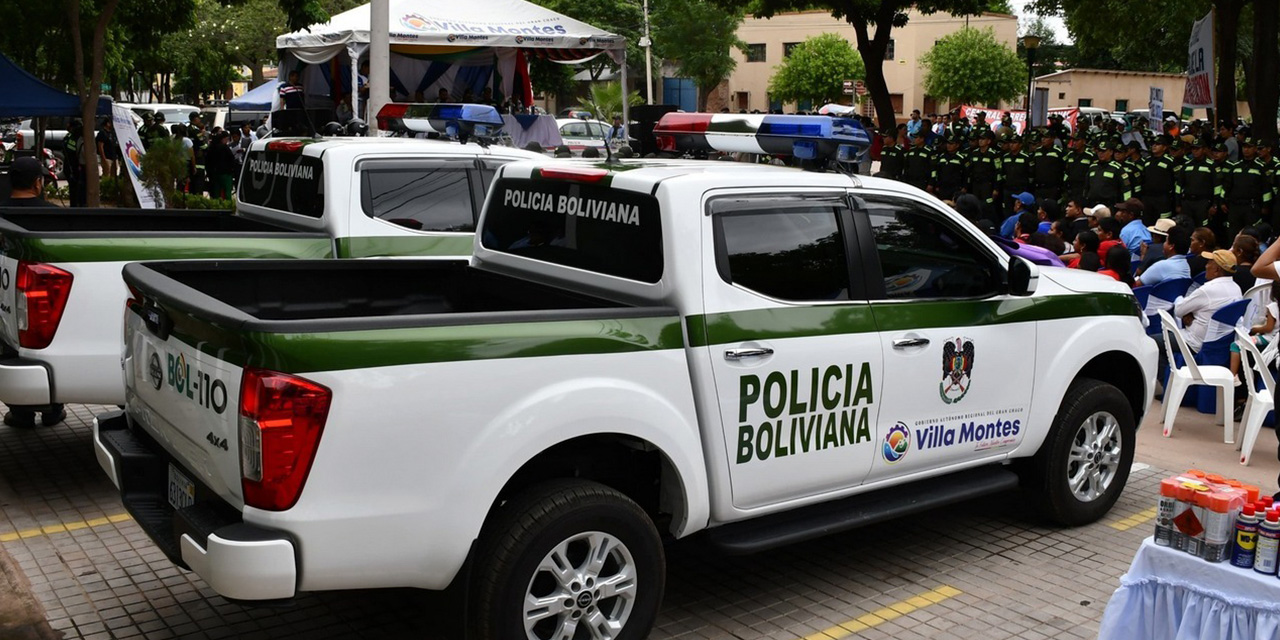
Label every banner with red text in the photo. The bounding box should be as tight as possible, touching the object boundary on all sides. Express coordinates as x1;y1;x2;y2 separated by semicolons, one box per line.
1182;11;1214;109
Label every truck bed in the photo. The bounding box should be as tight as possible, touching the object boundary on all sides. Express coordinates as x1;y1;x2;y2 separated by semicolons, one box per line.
0;208;290;235
126;260;647;327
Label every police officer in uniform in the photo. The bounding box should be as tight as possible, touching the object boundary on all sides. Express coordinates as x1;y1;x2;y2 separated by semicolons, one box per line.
1223;138;1273;233
902;131;933;191
1139;134;1178;223
1177;139;1220;229
998;132;1032;215
1063;131;1093;206
876;128;905;180
930;135;966;201
1084;139;1131;207
1031;128;1065;204
965;129;1001;223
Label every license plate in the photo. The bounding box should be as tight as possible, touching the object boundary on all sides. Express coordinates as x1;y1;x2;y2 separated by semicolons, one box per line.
168;464;195;510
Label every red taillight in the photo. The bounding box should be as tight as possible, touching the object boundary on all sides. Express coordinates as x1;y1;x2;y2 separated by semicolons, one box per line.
238;368;332;511
265;140;305;153
655;135;676;152
16;131;24;150
376;103;409;131
537;167;610;182
16;262;73;349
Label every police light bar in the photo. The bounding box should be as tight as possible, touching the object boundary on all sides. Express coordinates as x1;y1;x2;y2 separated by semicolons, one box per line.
652;113;870;161
375;103;505;137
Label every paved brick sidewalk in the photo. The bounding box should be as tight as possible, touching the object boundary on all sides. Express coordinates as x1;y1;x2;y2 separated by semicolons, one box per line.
0;404;1169;639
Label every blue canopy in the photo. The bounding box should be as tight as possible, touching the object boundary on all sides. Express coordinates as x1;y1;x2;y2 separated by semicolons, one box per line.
0;53;110;117
230;81;281;111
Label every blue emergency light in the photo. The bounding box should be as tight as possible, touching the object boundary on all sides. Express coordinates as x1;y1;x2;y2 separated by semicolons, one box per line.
653;112;870;163
376;103;505;138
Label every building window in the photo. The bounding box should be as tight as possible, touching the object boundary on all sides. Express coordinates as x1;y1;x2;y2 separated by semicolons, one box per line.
1058;92;1066;100
1115;99;1129;112
783;42;800;58
1078;98;1093;108
890;93;904;114
885;39;895;61
745;44;766;62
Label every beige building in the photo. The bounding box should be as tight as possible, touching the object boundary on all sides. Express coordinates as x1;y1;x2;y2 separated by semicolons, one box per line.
1034;68;1248;119
722;9;1018;116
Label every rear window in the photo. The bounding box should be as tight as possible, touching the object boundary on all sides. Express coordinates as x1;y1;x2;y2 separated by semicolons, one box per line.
481;177;663;283
360;161;476;232
239;150;325;217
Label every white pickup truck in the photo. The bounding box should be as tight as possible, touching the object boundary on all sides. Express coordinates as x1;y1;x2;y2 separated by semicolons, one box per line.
0;129;540;420
96;130;1156;638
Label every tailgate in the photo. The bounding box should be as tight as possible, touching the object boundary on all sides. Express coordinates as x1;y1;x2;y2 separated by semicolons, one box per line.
123;302;245;508
0;250;18;347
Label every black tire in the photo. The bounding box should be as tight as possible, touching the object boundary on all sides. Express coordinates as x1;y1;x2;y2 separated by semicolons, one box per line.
470;479;665;640
1030;378;1135;526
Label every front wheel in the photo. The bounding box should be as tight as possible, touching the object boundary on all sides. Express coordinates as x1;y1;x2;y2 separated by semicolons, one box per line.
1030;378;1135;526
470;480;665;640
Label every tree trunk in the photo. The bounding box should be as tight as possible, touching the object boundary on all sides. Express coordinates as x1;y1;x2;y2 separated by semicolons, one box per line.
1253;0;1278;141
251;62;266;87
1214;0;1244;125
848;3;898;131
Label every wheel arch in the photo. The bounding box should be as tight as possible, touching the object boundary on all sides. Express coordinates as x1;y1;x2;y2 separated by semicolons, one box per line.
1075;350;1148;424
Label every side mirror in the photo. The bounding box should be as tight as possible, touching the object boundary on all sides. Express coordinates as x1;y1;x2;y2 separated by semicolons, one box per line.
1007;256;1039;296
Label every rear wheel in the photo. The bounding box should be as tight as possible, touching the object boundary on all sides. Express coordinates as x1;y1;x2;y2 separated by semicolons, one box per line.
1030;378;1135;526
471;480;664;640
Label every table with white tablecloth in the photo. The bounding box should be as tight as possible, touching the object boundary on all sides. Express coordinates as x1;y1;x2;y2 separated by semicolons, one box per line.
1098;537;1280;640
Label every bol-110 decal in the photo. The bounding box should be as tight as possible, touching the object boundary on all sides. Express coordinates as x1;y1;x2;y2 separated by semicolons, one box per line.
939;337;974;405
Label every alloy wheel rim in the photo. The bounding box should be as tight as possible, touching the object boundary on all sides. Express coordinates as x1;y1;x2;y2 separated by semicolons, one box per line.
1066;410;1122;502
523;531;637;640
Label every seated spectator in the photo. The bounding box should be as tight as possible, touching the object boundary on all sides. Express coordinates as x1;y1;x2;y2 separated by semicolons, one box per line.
1063;198;1090;242
1014;211;1039;243
1136;218;1177;277
1001;192;1037;238
1136;227;1191;287
1230;279;1280;415
1187;227;1217;277
1173;249;1243;352
1114;198;1151;259
953;193;984;223
1085;204;1111;229
1096;217;1123;257
1037;199;1060;235
1233;234;1262;292
1068;230;1102;271
1098;245;1136;286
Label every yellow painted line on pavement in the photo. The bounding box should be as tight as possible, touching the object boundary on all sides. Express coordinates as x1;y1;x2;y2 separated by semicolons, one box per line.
0;513;132;542
1109;506;1158;531
800;585;962;639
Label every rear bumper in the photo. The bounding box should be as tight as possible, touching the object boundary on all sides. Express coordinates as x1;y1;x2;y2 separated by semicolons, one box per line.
0;356;52;405
94;410;298;601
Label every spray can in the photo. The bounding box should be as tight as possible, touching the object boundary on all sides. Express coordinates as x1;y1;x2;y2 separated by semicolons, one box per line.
1255;510;1280;575
1172;484;1194;552
1155;478;1179;546
1202;492;1238;563
1231;504;1260;569
1184;488;1209;557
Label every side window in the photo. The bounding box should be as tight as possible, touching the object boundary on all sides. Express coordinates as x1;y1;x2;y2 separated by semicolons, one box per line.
562;122;588;137
361;162;475;232
714;199;852;301
860;196;1001;300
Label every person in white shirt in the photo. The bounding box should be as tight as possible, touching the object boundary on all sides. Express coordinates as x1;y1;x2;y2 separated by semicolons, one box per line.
1174;249;1243;352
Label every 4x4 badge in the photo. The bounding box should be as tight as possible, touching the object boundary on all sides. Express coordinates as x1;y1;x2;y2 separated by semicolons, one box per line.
149;353;163;390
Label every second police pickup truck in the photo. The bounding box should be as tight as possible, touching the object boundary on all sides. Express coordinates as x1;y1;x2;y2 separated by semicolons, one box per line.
95;115;1156;640
0;104;539;420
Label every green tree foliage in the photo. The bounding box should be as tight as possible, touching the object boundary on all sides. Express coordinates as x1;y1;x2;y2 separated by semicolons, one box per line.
713;1;994;128
533;0;645;81
652;0;748;110
138;137;190;207
767;33;865;107
922;27;1024;106
529;59;578;101
576;81;644;121
1029;0;1207;72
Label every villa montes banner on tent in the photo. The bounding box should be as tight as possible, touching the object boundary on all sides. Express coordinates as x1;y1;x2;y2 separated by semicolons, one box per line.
1183;11;1214;109
277;0;624;60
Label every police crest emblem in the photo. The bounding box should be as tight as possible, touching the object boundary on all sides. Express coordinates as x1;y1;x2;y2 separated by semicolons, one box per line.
939;337;974;404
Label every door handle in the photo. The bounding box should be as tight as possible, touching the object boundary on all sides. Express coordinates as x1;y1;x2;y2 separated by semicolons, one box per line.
725;347;774;361
892;337;930;349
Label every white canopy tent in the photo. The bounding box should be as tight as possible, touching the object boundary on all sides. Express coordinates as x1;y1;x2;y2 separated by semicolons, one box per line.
276;0;626;122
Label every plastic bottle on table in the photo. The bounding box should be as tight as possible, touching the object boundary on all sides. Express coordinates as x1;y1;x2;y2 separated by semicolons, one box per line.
1155;478;1179;546
1255;509;1280;575
1231;504;1260;569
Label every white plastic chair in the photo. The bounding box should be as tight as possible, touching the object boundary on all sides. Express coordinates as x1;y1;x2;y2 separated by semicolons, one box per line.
1159;309;1235;442
1243;280;1273;330
1234;327;1275;466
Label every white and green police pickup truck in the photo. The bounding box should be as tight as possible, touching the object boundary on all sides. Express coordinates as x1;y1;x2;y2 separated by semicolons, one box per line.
0;125;540;415
95;152;1156;638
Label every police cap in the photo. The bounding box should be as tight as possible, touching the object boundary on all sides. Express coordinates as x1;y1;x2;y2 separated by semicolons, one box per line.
1154;134;1172;146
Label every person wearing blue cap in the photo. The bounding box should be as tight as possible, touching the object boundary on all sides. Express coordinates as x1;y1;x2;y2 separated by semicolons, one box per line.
1001;192;1037;239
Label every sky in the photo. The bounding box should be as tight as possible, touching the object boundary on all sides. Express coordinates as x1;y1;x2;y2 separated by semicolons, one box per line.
1009;0;1072;44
